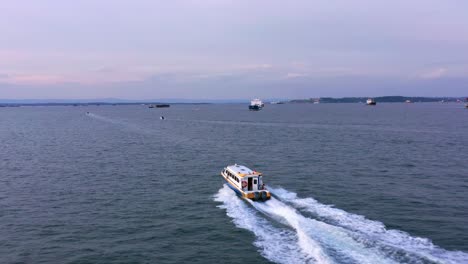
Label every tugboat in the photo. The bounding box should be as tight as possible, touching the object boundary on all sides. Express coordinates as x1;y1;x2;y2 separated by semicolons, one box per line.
249;99;264;110
366;98;377;105
221;164;271;201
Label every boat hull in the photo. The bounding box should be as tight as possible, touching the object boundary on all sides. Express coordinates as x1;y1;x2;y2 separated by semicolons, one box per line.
221;175;271;201
249;105;262;111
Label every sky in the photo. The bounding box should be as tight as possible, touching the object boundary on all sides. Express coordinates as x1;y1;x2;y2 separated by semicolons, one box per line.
1;0;468;100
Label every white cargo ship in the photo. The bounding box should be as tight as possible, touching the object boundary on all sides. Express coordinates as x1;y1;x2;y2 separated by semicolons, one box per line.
249;99;264;110
366;98;377;105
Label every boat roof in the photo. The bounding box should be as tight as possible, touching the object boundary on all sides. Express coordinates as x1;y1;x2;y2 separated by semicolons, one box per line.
226;164;262;177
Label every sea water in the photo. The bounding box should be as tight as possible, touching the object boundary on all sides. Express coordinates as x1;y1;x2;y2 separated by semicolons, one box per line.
1;103;467;263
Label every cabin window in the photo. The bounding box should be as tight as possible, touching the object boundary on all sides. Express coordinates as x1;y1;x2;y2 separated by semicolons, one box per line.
254;179;257;184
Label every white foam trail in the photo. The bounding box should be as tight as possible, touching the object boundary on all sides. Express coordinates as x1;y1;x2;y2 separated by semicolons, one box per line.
251;198;397;264
214;185;329;264
270;187;468;264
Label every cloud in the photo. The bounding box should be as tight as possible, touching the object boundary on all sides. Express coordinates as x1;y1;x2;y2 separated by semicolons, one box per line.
4;74;66;85
232;64;273;71
420;68;448;79
285;73;308;78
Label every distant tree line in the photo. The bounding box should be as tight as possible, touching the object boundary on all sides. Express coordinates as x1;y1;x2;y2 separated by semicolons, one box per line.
290;96;467;103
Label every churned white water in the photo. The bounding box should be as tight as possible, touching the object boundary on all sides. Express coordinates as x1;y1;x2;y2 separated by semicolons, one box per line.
215;185;468;264
214;185;328;264
270;187;468;264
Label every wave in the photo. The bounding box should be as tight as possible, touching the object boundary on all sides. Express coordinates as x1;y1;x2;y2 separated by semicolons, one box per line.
171;119;442;134
215;185;468;264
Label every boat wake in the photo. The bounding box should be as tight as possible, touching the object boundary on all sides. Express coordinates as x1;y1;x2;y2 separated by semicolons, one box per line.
86;113;153;135
214;185;468;264
85;113;191;144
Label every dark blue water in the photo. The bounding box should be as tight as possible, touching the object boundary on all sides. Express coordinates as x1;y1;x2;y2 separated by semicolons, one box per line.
1;103;467;264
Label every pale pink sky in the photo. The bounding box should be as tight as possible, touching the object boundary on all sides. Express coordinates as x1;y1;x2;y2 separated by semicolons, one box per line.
1;0;468;99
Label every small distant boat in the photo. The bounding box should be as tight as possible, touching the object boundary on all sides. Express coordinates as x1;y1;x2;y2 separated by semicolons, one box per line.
249;98;264;110
160;116;165;120
405;100;412;103
221;164;271;201
366;98;377;105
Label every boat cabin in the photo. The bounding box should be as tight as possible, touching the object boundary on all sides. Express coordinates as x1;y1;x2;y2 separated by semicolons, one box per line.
222;164;266;192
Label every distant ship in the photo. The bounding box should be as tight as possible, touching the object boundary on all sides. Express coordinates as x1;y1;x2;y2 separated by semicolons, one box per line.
249;99;264;110
366;98;377;105
405;100;413;103
149;104;170;108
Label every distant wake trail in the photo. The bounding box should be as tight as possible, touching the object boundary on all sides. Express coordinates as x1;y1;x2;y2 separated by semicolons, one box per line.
86;113;192;144
86;113;153;135
214;185;468;264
